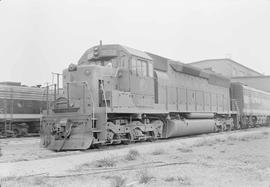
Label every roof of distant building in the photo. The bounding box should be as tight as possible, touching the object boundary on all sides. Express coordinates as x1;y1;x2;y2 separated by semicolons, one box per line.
189;58;263;76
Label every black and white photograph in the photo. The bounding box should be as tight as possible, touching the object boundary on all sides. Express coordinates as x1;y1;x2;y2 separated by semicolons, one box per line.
0;0;270;186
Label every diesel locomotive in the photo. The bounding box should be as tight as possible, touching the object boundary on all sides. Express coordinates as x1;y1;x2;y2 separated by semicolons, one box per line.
41;44;270;151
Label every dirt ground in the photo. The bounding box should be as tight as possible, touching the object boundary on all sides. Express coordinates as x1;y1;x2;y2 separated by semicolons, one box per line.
0;127;270;187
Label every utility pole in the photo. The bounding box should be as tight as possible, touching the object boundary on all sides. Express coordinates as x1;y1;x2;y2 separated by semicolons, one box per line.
52;72;62;95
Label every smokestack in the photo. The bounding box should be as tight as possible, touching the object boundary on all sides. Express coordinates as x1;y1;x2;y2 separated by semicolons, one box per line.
99;40;102;46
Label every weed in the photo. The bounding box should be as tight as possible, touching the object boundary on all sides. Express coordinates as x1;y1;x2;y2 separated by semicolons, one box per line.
239;136;251;141
164;176;191;185
164;177;175;182
227;136;237;141
0;176;52;187
125;149;140;161
177;147;193;153
152;148;165;155
80;162;92;168
0;176;21;183
215;138;226;143
228;133;266;142
33;177;47;186
138;169;154;184
220;150;226;153
73;162;92;172
177;176;191;185
194;139;214;147
110;175;126;187
94;157;117;167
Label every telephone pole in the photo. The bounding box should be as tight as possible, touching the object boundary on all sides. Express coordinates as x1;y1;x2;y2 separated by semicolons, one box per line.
52;72;62;94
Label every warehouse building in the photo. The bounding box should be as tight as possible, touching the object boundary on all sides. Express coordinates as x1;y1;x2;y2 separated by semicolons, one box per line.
189;58;270;93
232;76;270;93
189;58;262;78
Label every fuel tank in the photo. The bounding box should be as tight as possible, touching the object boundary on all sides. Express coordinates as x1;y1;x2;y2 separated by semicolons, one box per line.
184;113;214;119
165;119;215;138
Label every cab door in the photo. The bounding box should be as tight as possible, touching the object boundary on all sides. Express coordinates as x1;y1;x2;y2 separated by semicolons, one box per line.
129;57;154;107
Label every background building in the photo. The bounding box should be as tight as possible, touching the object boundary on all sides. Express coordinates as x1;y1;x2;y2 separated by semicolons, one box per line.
189;58;262;78
189;58;270;93
232;76;270;93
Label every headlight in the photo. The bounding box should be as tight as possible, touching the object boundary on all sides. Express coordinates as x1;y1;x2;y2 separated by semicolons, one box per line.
68;64;77;71
84;69;91;76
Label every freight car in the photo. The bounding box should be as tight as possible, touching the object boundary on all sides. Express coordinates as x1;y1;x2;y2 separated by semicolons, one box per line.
231;82;270;128
41;44;245;151
0;82;47;137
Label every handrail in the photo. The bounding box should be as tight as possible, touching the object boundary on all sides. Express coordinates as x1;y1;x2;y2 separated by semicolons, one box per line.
81;81;96;126
43;81;96;127
42;83;57;116
100;81;108;121
67;83;70;110
46;85;49;115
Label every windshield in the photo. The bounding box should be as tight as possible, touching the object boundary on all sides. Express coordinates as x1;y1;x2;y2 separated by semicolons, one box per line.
90;58;118;68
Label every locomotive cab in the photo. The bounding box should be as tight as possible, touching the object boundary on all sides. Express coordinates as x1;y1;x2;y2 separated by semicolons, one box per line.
76;44;155;111
60;44;156;114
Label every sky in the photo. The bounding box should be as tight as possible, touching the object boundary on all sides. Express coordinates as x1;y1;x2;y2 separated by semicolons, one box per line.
0;0;270;86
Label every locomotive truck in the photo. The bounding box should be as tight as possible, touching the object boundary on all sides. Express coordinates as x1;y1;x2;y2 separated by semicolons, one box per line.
40;44;270;151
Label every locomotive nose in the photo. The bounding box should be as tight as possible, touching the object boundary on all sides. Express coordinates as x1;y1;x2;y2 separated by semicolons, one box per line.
63;65;96;84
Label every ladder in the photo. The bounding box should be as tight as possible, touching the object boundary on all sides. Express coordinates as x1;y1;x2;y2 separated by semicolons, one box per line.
231;99;241;129
8;87;14;132
0;98;8;135
0;87;14;136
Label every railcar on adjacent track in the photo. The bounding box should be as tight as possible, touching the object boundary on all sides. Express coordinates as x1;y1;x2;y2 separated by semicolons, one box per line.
231;82;270;128
0;83;47;137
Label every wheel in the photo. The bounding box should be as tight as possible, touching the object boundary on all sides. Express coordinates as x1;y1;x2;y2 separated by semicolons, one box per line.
149;129;158;141
123;133;134;144
13;129;19;138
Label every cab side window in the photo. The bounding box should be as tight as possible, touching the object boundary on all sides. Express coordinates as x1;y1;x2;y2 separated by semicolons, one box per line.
131;58;137;73
111;58;119;68
131;57;153;77
120;55;127;68
148;63;153;77
136;59;142;76
142;61;147;76
120;52;128;69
